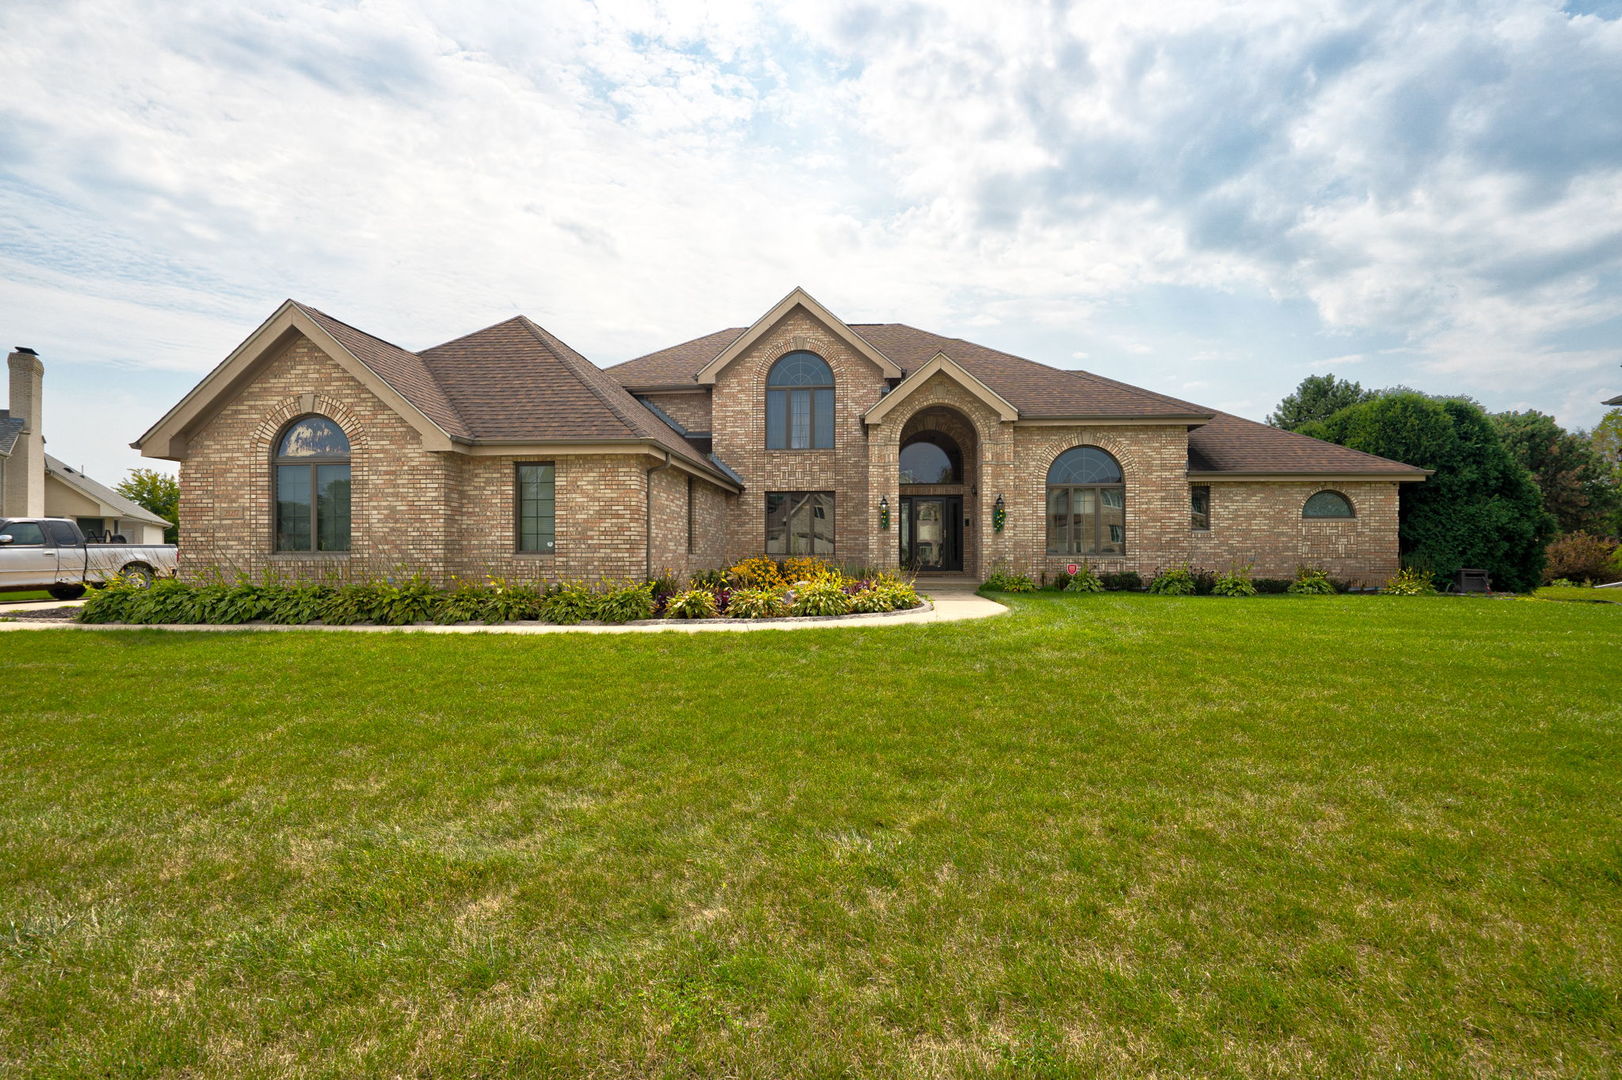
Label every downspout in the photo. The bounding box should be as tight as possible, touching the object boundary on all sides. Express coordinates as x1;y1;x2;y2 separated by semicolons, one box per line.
645;450;673;581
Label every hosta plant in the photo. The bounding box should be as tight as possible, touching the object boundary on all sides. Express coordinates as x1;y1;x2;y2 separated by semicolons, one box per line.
1063;565;1104;593
1148;566;1197;596
1211;565;1257;598
789;578;852;617
726;587;789;619
1287;566;1336;595
665;588;719;619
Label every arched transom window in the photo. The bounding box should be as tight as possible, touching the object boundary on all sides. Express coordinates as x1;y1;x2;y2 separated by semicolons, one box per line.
1046;446;1125;555
899;433;963;485
765;351;834;449
1303;490;1355;519
274;415;351;552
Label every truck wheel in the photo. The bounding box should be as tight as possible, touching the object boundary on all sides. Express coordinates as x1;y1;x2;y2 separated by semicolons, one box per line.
121;564;156;589
48;585;87;601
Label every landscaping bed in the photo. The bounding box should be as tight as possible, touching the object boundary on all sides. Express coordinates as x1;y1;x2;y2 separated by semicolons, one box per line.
73;556;922;628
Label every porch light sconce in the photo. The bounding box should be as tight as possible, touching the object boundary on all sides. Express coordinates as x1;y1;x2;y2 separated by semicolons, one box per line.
879;495;890;531
993;493;1007;532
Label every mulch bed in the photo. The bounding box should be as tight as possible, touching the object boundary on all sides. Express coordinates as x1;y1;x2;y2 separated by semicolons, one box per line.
0;607;79;622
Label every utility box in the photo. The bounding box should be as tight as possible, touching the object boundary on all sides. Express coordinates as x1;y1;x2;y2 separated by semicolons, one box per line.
1455;568;1491;593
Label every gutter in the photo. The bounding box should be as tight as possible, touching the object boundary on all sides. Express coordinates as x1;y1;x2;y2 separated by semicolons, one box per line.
645;450;673;580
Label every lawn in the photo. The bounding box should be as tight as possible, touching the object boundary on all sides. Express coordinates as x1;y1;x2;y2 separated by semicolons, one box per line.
1536;584;1622;604
0;590;53;604
2;594;1618;1078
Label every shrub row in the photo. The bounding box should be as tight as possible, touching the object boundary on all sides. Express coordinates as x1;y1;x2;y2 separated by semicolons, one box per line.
78;565;922;627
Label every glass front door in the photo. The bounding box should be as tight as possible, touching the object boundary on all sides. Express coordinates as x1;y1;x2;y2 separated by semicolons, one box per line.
900;496;962;571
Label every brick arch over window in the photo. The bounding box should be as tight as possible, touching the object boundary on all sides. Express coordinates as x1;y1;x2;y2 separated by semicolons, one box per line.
1027;433;1145;560
250;396;367;555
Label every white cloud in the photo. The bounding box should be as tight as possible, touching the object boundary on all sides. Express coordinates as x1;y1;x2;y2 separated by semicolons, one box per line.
1;0;1620;482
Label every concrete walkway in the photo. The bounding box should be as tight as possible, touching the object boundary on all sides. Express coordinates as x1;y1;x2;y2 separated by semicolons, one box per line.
0;583;1006;635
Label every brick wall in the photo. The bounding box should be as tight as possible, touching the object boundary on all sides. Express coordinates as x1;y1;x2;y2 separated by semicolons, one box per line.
638;391;712;434
178;335;458;581
1190;481;1401;585
708;308;889;566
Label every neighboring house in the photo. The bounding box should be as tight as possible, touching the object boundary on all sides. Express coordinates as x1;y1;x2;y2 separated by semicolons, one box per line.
135;289;1428;585
3;347;170;544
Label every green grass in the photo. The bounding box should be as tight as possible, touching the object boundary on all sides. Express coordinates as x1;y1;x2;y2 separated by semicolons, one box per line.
0;590;53;603
2;594;1618;1078
1536;584;1622;604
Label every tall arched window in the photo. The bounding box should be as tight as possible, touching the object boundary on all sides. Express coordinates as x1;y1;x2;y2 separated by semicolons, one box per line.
1046;446;1125;555
765;351;834;449
274;415;351;552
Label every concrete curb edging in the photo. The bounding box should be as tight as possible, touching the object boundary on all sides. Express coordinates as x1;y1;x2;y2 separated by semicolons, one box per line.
0;588;1008;635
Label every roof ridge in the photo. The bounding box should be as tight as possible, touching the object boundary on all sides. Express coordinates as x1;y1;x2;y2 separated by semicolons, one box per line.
419;314;530;355
514;317;647;439
293;301;472;437
292;301;420;357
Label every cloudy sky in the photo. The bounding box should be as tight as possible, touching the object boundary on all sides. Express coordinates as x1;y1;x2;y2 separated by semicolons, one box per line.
3;0;1621;483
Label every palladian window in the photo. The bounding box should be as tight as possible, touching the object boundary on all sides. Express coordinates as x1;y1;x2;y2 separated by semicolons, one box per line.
765;351;834;449
274;416;350;552
1303;490;1355;519
1046;446;1125;555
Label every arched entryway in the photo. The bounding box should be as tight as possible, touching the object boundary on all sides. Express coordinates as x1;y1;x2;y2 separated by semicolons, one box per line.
898;406;979;574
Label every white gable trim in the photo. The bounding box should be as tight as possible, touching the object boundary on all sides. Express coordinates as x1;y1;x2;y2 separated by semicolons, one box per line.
695;286;902;383
134;301;456;460
862;352;1019;425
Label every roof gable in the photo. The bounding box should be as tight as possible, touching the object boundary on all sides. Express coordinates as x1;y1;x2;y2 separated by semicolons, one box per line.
696;287;902;383
135;300;462;459
44;454;172;525
419;317;736;485
863;352;1018;424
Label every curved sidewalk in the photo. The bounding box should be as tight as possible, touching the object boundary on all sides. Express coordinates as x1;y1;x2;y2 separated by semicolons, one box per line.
0;584;1006;635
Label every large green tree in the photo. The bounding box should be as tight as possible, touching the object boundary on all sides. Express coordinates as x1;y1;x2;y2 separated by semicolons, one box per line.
1301;394;1554;591
1490;410;1622;536
115;468;179;544
1266;374;1377;431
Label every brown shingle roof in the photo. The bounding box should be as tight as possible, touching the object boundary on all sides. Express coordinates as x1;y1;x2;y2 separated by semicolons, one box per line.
609;322;1425;476
418;317;728;482
609;323;1211;419
294;303;472;441
1187;412;1426;475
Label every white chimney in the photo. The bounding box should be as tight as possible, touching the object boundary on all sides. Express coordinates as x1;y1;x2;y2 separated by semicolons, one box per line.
5;347;45;517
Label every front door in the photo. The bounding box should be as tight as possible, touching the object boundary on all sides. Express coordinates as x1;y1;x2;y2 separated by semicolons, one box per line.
900;496;962;572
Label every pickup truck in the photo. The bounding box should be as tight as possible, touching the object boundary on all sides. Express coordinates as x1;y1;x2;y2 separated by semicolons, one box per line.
0;517;178;600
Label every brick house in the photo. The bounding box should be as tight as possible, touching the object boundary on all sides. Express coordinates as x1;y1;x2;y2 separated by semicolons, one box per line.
135;288;1427;584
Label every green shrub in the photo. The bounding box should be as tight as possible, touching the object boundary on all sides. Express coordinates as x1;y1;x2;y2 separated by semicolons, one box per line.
1100;571;1143;591
1212;565;1257;597
433;579;492;624
1191;568;1218;596
539;581;598;624
1063;565;1104;593
727;587;788;619
1253;578;1291;594
1548;577;1579;588
1148;566;1197;596
790;579;852;616
1050;569;1073;591
596;581;656;624
1287;566;1336;595
665;589;719;619
1384;566;1439;596
983;570;1036;593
